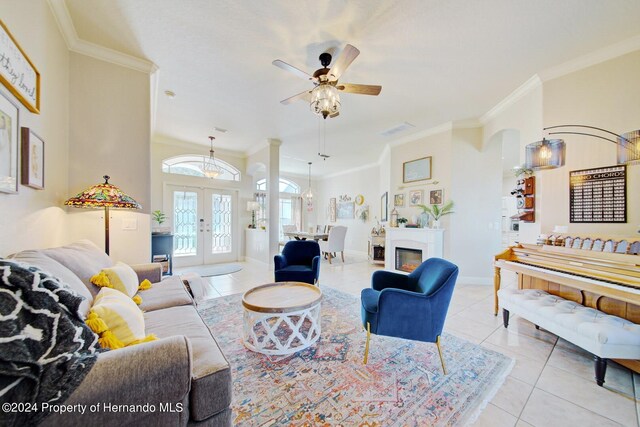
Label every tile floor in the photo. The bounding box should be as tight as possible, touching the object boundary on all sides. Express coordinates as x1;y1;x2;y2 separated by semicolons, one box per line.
196;255;640;427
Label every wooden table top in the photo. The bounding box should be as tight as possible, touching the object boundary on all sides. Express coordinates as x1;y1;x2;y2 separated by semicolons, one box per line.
242;282;323;313
283;231;328;241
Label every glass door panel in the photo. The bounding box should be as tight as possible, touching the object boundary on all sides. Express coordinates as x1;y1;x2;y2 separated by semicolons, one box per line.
166;184;238;267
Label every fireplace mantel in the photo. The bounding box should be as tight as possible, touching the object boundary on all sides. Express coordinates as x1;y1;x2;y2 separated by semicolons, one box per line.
384;228;444;272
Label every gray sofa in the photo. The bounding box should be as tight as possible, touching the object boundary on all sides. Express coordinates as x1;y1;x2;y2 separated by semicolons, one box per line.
10;240;232;426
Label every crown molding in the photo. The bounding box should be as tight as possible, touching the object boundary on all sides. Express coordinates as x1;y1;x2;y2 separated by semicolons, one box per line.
539;34;640;82
320;161;379;180
452;118;482;129
153;134;245;158
47;0;157;74
480;75;542;125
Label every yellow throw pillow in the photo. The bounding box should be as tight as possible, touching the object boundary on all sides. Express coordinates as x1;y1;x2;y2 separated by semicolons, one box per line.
90;261;139;297
86;287;156;349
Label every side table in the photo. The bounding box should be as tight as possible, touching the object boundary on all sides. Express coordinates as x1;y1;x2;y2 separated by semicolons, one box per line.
151;233;173;276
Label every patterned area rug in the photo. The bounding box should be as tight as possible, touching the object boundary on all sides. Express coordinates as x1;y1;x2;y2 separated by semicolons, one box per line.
198;287;513;426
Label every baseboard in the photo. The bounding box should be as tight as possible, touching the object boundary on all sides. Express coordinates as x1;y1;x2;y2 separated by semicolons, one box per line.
458;276;492;285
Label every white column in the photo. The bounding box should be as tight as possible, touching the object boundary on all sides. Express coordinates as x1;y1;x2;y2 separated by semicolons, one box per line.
267;139;281;266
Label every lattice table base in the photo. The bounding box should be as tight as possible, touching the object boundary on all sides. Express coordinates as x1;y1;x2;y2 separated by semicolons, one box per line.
243;304;321;355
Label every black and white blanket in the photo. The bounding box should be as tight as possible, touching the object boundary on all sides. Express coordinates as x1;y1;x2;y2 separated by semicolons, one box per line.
0;259;102;425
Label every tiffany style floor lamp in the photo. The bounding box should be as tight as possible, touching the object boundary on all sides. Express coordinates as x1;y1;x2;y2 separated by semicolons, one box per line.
64;175;142;255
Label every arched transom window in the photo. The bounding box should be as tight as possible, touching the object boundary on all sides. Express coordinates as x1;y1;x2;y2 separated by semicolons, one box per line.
162;155;241;181
256;178;300;194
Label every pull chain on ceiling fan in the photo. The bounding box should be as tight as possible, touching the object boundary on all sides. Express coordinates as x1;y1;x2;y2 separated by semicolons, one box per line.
273;43;382;119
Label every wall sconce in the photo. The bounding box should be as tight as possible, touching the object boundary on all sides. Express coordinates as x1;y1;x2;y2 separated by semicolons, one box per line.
525;125;640;170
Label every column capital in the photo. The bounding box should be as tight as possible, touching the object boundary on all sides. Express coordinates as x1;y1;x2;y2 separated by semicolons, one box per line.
267;138;282;147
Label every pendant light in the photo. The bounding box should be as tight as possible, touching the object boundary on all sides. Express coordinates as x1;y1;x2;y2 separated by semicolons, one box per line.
301;162;313;201
203;136;222;178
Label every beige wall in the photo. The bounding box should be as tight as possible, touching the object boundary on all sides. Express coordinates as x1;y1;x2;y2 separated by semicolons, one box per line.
67;53;151;263
540;51;640;236
0;0;70;256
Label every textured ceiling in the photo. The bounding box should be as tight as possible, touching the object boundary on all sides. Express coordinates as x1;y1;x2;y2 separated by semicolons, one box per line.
65;0;640;176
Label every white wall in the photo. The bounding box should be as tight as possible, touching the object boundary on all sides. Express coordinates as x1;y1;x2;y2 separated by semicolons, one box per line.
316;165;380;255
67;53;151;263
449;127;502;282
482;81;544;244
0;0;70;256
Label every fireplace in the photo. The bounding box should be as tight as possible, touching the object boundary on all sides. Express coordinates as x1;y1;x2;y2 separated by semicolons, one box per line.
396;247;422;273
385;228;444;273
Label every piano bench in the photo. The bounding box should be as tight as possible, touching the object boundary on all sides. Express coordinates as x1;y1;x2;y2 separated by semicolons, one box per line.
498;288;640;386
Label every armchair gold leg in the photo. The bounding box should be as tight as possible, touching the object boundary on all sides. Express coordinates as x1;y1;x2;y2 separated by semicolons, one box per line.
363;322;371;365
436;335;447;375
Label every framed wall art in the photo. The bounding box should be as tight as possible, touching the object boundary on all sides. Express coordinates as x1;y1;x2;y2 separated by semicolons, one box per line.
337;201;355;219
329;197;337;222
569;165;626;223
0;90;19;194
429;189;443;205
21;127;44;189
394;193;404;207
409;189;423;206
381;192;388;221
0;20;40;113
403;156;432;183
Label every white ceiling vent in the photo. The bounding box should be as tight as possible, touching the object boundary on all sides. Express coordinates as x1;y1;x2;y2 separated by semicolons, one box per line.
380;122;415;137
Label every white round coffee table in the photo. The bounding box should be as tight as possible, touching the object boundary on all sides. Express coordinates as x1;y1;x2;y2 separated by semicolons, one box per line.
242;282;322;355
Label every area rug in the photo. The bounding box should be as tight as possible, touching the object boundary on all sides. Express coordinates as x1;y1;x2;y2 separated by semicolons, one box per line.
198;287;513;426
174;262;242;277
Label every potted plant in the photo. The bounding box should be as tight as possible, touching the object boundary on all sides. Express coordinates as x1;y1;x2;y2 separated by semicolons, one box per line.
397;217;408;228
152;210;170;234
416;200;454;229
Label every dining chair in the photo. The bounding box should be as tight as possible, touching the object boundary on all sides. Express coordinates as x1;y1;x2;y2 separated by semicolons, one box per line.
319;226;347;264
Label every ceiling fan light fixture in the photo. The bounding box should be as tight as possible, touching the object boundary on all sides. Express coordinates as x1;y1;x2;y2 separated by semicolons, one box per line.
310;84;340;119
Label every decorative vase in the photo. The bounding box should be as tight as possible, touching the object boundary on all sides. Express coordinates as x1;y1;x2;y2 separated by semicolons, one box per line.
432;219;441;229
419;213;429;228
400;223;406;228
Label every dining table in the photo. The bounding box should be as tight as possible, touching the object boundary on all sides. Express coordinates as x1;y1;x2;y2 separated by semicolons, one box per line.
283;231;328;241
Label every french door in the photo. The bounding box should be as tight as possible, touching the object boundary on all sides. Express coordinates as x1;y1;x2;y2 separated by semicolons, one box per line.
165;184;238;267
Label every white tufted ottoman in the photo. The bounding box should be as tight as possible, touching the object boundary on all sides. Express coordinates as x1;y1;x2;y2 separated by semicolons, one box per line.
498;288;640;386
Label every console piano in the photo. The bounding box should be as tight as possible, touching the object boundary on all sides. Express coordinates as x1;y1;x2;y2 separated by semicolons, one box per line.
494;240;640;371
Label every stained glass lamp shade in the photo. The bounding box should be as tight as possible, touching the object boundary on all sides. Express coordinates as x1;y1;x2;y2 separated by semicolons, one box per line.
64;175;142;255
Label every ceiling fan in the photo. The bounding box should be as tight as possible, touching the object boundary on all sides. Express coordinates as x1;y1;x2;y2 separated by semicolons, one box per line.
273;44;382;119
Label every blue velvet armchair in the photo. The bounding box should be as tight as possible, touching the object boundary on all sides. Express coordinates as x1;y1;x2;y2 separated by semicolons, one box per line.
274;240;321;285
360;257;459;372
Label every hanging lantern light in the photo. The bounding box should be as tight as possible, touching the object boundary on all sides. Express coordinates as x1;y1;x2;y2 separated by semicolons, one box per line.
203;136;222;178
301;162;314;201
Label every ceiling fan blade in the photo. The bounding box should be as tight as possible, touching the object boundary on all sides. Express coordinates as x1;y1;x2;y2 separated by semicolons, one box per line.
328;44;360;81
280;90;312;105
329;111;340;118
337;83;382;96
272;60;316;82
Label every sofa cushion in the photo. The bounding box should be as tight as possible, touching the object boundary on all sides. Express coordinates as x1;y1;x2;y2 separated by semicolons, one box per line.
90;287;152;349
137;276;193;312
92;261;140;298
9;250;93;318
144;306;232;421
43;240;113;297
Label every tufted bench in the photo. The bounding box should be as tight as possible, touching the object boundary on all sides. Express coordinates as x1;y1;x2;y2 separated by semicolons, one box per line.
498;288;640;386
